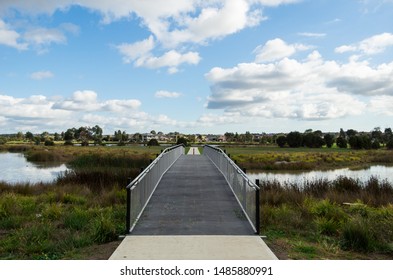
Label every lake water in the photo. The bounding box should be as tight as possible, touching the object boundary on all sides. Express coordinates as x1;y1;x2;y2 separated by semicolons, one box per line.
0;152;69;184
247;165;393;186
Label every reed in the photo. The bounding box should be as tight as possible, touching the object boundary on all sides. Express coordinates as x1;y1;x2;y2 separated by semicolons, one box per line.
260;177;393;257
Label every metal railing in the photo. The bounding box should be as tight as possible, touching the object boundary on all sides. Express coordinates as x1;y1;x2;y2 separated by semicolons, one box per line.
125;144;185;233
203;145;260;234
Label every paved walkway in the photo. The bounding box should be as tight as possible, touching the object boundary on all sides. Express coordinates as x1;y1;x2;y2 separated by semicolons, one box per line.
131;155;253;235
187;147;200;155
110;236;278;260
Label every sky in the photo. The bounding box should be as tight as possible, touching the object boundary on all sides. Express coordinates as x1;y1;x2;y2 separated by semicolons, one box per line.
1;0;393;135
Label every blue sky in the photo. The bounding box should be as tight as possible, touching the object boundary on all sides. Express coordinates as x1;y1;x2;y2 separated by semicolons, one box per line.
1;0;393;135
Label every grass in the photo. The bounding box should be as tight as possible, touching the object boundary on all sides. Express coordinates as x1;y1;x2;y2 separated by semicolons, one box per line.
260;178;393;259
222;145;393;171
1;144;393;259
0;144;159;259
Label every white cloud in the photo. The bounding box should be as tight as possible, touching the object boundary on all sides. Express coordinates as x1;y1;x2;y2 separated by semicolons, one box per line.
254;38;312;62
53;90;141;112
117;36;155;63
0;91;172;133
30;71;54;80
204;38;393;121
0;18;79;52
250;0;302;6
298;32;326;38
134;50;201;73
0;19;27;50
335;32;393;55
159;0;263;48
155;91;182;99
369;95;393;116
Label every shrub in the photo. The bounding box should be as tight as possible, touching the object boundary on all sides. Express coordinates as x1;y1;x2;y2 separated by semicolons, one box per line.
44;140;55;146
314;217;340;235
147;139;159;146
64;207;90;231
340;218;373;252
91;212;117;243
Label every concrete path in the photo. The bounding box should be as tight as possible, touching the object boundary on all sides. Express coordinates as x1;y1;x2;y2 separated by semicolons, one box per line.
110;236;278;260
187;147;200;155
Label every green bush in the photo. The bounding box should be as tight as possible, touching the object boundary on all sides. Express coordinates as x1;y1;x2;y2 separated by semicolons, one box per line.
64;207;90;231
91;212;117;243
314;217;340;236
340;218;373;252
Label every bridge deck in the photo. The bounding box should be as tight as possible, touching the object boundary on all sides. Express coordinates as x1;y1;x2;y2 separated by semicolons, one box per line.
130;154;254;235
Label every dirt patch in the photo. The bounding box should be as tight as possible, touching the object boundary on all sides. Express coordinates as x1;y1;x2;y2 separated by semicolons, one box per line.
78;240;123;260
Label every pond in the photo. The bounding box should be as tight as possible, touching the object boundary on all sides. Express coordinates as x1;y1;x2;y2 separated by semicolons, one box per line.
0;152;69;184
247;165;393;186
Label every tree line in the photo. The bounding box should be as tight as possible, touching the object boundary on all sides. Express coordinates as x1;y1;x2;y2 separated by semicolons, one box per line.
275;128;393;149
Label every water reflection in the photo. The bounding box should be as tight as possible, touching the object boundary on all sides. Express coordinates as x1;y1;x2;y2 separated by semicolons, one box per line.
0;152;69;184
248;165;393;186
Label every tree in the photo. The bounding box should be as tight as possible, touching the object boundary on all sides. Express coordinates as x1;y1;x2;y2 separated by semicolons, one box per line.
346;129;357;139
384;128;393;144
225;132;235;142
25;131;34;141
92;125;103;145
64;128;75;145
276;135;286;148
349;135;371;149
371;127;383;143
324;134;335;148
40;131;49;142
371;140;381;149
54;132;62;141
77;127;90;146
16;131;24;140
147;139;159;146
176;137;188;146
387;138;393;150
336;136;347;148
286;131;302;148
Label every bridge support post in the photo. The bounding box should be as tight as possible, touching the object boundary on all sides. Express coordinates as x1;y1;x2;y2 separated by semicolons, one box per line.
126;178;132;235
255;179;260;235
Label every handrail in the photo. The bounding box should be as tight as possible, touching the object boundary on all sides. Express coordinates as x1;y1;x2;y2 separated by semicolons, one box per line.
126;144;185;233
126;144;184;190
203;145;260;234
205;145;260;191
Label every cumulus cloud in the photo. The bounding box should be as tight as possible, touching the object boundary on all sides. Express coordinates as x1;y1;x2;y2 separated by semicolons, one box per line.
1;1;302;71
0;91;183;133
205;36;393;121
0;17;79;52
369;95;393;116
335;32;393;55
117;36;155;63
158;0;263;48
53;90;141;112
117;36;201;73
134;50;201;73
30;71;54;80
155;91;182;99
0;19;27;50
254;38;312;62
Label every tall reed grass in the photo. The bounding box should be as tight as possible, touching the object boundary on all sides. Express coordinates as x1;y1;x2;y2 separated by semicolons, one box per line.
260;176;393;256
0;150;151;259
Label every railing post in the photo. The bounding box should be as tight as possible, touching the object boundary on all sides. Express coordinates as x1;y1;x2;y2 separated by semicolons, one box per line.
125;178;132;234
255;179;260;235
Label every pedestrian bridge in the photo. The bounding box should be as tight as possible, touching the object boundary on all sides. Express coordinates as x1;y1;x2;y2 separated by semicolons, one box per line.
110;145;277;260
